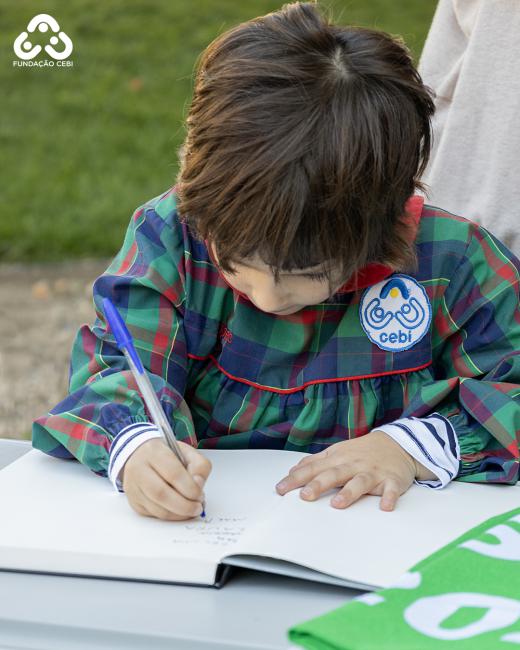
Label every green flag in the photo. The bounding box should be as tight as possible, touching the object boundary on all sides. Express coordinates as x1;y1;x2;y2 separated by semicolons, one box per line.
289;506;520;649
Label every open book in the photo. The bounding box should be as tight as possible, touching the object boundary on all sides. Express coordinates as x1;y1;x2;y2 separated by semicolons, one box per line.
0;449;518;590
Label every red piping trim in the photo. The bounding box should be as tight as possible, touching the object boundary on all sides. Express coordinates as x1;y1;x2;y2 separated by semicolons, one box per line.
187;352;432;394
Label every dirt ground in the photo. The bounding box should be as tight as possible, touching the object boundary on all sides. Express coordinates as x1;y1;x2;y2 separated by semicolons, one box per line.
0;259;110;440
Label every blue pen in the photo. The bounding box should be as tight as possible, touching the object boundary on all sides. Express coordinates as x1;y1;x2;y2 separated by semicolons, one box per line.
103;297;206;518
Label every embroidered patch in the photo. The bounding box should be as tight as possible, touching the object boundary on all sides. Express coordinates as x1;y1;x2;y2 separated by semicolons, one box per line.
360;274;431;352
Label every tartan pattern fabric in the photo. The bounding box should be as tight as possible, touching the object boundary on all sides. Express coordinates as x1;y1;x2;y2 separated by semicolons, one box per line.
32;187;520;485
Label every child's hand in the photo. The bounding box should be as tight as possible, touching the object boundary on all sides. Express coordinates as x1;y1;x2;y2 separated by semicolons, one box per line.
275;430;436;511
121;439;211;521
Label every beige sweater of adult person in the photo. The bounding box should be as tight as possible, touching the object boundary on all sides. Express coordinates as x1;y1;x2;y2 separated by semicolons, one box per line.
418;0;520;256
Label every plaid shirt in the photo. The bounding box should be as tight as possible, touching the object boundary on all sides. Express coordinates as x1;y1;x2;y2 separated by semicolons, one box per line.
32;186;520;485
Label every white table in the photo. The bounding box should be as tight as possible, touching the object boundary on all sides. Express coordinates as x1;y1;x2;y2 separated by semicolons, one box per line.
0;439;357;650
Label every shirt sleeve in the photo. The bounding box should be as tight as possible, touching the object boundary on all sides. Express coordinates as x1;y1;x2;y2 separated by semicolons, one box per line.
400;224;520;485
32;194;198;479
376;412;460;489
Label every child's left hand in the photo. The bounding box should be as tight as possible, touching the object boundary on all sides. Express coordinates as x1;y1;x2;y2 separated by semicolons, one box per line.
275;430;437;511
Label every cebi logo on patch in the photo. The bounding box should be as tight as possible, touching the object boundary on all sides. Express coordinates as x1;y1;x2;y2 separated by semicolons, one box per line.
360;275;431;352
13;14;73;67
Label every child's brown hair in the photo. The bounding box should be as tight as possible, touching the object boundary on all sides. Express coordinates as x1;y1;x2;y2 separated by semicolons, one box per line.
175;1;435;286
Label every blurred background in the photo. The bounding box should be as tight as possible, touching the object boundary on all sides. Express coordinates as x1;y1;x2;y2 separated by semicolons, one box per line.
0;0;438;439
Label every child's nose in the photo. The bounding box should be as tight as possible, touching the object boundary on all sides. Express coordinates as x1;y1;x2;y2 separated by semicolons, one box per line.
249;286;291;314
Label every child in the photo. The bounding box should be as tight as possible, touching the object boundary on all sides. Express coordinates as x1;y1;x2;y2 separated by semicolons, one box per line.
33;2;520;521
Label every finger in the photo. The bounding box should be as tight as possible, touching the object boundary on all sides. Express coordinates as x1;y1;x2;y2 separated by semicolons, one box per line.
138;493;199;521
379;479;402;512
140;466;204;520
294;449;329;469
140;495;201;521
125;483;169;519
276;456;334;495
299;464;355;501
126;493;148;518
180;441;212;486
330;472;378;509
149;441;208;502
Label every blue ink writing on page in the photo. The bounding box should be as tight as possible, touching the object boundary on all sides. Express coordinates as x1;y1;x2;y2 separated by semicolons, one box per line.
170;515;248;547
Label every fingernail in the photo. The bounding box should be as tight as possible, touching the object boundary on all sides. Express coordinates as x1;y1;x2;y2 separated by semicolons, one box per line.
276;480;288;492
301;486;313;499
193;474;206;488
332;495;346;507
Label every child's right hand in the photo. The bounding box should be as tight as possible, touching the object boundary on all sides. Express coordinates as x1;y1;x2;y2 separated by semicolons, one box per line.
121;439;211;521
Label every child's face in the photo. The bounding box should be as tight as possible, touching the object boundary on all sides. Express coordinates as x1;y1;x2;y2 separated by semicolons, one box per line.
210;243;344;315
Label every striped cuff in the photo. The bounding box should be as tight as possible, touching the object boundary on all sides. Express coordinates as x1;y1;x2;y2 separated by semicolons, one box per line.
108;422;163;493
376;413;460;489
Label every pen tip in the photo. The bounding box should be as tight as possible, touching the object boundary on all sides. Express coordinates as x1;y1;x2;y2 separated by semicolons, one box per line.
200;509;206;518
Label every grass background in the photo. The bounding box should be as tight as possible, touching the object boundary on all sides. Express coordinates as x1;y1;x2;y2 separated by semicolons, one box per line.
0;0;438;263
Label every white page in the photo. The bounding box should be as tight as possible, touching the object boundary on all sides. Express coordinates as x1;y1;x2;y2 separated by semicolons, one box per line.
0;448;518;589
0;448;302;584
0;451;216;583
235;474;520;589
162;449;297;558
